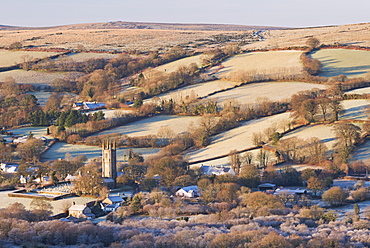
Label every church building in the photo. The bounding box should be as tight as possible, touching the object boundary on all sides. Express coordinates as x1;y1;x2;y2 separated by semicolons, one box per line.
102;141;117;189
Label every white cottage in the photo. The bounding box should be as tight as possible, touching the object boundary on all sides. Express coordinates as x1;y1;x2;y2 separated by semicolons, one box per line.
176;185;201;198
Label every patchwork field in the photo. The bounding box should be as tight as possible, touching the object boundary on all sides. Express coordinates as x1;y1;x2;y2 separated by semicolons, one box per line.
0;69;84;86
187;112;292;163
340;99;370;121
95;115;202;137
0;50;62;67
205;81;326;105
310;49;370;78
215;50;303;79
42;142;160;162
150;54;207;74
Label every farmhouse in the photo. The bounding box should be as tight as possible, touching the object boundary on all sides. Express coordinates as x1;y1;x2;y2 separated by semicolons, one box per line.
176;185;201;198
68;204;95;219
101;195;124;212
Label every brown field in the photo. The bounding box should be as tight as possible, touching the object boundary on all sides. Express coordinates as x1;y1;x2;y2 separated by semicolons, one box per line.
0;50;61;67
0;28;253;52
0;69;84;85
244;23;370;50
215;50;303;78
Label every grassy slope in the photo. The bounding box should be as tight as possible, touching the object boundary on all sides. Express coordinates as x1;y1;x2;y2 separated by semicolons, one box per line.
311;49;370;78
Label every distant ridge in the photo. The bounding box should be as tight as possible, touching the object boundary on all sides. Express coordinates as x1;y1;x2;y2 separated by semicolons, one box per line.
0;21;287;31
0;25;21;30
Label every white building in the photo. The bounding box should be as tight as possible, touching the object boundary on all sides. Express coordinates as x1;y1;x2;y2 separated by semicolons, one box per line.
176;185;201;198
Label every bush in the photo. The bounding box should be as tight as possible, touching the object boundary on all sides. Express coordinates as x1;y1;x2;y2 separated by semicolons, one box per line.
322;187;347;206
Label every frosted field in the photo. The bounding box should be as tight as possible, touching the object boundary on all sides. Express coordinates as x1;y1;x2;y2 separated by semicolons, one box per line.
42;142;160;162
145;80;239;103
352;139;370;162
281;124;336;150
310;49;370;78
189;148;275;168
151;55;206;74
187;112;292;163
27;91;52;106
346;87;370;95
340;99;370;121
215;50;303;78
95;115;202;137
89;109;134;119
0;69;84;86
66;52;119;62
0;190;96;215
0;50;61;67
205;81;326;104
8;126;49;138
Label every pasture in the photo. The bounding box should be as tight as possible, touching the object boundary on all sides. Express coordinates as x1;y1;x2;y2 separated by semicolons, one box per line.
187;112;292;163
205;81;326;105
345;86;370;95
279;124;337;151
150;54;207;74
215;50;303;79
66;52;119;62
8;126;49;138
0;50;61;68
145;80;239;103
0;69;84;86
352;139;370;162
89;109;134;119
95;115;202;137
340;99;370;121
310;49;370;78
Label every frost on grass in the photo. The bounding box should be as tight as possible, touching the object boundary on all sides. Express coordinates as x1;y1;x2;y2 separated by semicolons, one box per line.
311;49;370;78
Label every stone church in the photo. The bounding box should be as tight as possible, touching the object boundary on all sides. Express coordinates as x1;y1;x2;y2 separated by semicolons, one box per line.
102;141;117;189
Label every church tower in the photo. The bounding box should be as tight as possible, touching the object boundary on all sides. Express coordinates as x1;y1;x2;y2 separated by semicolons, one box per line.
102;141;117;187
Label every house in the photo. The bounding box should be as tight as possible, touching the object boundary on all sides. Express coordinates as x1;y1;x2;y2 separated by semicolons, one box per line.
68;204;95;219
103;195;124;205
0;163;19;173
176;185;201;198
200;165;236;176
